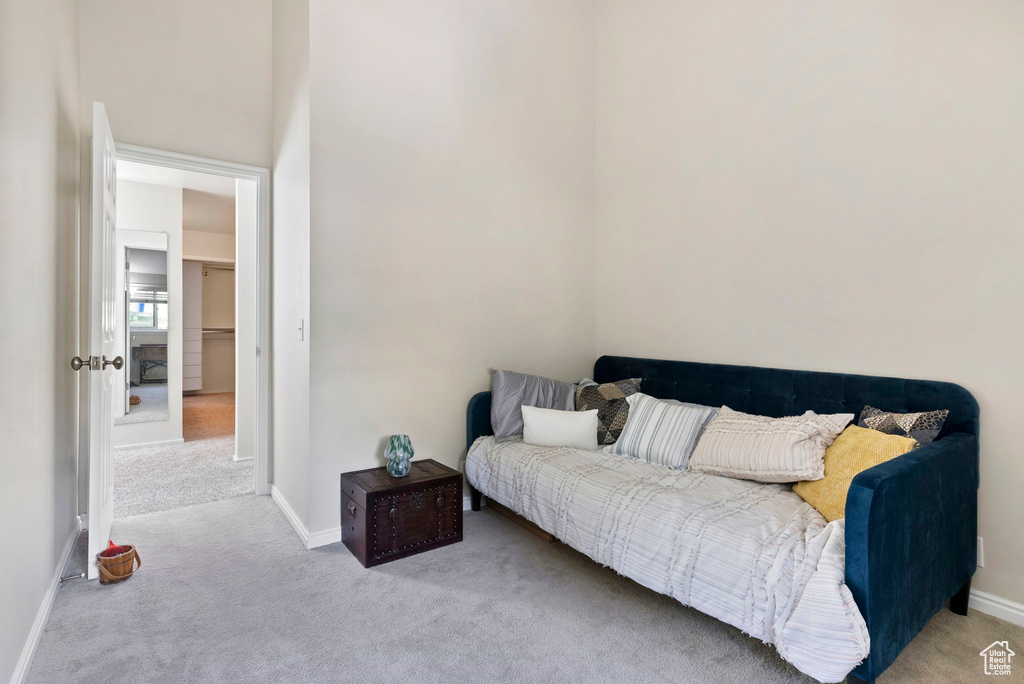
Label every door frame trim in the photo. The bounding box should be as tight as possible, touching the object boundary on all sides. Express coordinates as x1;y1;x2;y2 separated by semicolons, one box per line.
116;144;271;495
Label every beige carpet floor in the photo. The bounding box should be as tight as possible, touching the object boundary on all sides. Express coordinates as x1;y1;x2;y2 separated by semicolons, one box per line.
114;392;250;518
31;496;1024;684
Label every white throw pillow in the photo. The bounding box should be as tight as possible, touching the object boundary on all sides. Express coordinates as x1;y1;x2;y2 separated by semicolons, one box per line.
522;406;599;450
688;406;853;483
610;393;719;469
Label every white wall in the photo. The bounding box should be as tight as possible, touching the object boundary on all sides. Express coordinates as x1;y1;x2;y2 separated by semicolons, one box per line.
271;0;312;529
0;0;80;680
596;0;1024;605
113;180;184;447
306;0;598;534
79;0;273;168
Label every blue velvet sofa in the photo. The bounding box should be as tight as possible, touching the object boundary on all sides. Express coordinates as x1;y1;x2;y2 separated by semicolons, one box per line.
465;356;979;683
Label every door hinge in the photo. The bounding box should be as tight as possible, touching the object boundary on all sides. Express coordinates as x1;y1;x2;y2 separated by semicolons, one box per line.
256;347;261;357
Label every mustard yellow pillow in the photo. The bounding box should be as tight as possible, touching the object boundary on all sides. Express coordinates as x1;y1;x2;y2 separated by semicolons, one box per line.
793;425;917;522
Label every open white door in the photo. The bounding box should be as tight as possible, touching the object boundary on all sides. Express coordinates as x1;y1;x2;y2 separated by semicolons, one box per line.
85;102;120;579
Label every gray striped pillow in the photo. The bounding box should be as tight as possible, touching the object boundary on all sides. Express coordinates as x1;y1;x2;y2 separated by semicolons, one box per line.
609;393;719;469
689;406;853;483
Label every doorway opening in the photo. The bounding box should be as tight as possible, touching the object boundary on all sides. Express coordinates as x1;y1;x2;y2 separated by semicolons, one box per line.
109;163;258;518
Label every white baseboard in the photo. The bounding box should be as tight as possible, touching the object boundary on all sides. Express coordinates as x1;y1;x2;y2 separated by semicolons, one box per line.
972;589;1024;628
270;485;341;550
10;517;82;684
270;484;311;548
232;455;253;463
306;527;341;549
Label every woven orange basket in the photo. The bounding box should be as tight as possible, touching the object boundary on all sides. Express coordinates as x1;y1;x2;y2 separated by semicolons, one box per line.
96;545;141;585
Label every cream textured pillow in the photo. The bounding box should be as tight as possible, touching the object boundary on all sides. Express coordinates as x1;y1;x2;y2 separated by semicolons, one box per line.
689;406;854;483
522;406;599;450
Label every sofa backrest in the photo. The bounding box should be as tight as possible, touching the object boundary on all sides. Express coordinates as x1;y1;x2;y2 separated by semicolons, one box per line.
594;356;979;439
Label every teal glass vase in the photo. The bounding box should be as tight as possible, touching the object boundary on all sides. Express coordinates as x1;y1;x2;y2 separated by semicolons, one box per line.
385;434;414;477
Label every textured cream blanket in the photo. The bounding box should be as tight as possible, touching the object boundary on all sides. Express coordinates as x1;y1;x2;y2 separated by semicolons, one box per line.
466;436;870;683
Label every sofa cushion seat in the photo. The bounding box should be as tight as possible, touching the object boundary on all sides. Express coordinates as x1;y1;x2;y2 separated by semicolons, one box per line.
466;436;870;683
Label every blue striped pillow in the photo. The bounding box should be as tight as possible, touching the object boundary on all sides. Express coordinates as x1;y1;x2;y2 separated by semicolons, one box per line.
610;393;719;469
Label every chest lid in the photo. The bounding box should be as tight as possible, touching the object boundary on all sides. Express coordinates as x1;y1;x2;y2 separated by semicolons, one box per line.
341;459;460;510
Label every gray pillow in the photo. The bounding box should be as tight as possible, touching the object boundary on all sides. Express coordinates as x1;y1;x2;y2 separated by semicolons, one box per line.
490;369;576;441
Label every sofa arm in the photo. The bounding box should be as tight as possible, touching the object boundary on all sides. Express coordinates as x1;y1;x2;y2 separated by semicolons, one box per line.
466;391;493;451
845;432;978;682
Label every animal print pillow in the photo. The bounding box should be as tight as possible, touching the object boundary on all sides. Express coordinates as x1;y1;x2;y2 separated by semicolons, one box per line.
858;405;949;445
575;378;642;445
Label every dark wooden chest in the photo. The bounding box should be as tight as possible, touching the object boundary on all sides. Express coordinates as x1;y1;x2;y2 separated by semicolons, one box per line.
340;459;463;567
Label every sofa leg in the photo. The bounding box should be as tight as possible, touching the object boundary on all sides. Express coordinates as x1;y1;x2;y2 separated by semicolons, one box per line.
950;578;971;616
847;675;871;684
470;486;482;512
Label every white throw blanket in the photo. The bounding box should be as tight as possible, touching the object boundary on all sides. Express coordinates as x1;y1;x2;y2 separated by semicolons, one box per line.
466;436;870;683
